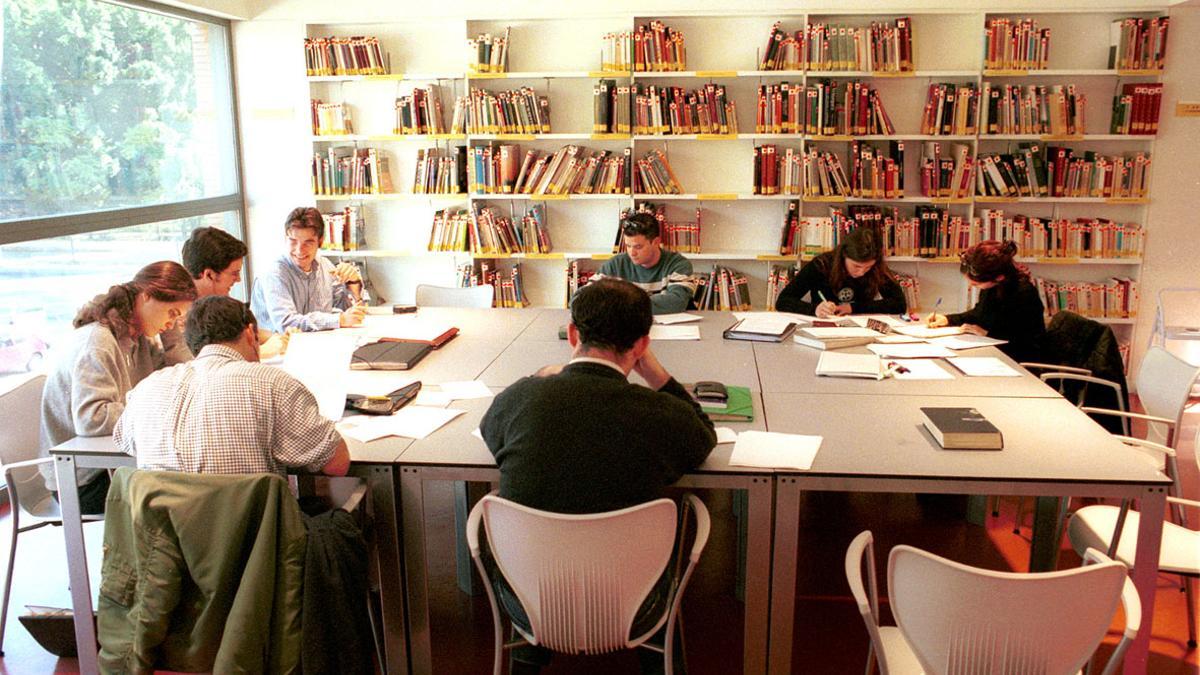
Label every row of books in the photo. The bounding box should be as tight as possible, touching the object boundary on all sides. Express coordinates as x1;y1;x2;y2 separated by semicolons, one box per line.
753;82;892;136
920;83;980;136
311;100;354;136
319;206;365;252
470;144;631;195
1108;17;1169;71
632;84;739;136
312;147;393;195
594;80;631;134
462;262;529;308
565;260;598;304
468;29;510;73
804;149;851;197
983;18;1050;71
976;147;1150;199
305;36;387;76
428;204;552;255
1110;83;1164;135
633;149;684;194
850;141;905;198
976;210;1144;259
1035;276;1139;319
413;147;467;194
759;19;915;72
765;265;798;310
754;145;803;196
600;32;634;72
980;83;1085;136
396;86;449;135
694;266;752;311
920;142;973;200
630;21;686;72
451;87;551;135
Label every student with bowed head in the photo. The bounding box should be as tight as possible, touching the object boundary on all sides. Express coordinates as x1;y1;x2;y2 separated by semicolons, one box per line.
926;239;1046;362
774;226;907;318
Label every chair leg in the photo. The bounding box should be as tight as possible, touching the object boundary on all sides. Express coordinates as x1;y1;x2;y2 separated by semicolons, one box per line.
989;495;1000;517
1013;497;1026;534
1184;576;1197;650
0;516;19;657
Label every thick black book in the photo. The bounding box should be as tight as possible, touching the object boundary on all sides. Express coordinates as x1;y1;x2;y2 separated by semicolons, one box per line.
919;407;1003;450
350;341;430;371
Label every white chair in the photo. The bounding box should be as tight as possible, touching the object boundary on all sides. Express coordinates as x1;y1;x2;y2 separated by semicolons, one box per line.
415;284;494;308
466;493;710;675
1150;287;1200;369
846;530;1141;675
0;375;103;655
1068;431;1200;649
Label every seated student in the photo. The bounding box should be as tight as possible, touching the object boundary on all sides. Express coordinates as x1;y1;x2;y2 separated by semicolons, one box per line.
926;239;1046;363
115;295;349;477
480;278;716;674
774;226;907;317
39;261;197;515
250;206;366;333
593;212;697;315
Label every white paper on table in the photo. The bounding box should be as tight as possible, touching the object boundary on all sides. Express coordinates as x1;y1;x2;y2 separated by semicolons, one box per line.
866;343;957;359
888;359;955;380
729;431;822;470
927;334;1010;350
846;314;908;329
283;331;358;421
413;390;453;407
654;313;702;325
732;311;818;326
715;427;738;444
946;356;1022;377
875;334;924;344
891;325;965;339
363;315;457;342
337;406;466;441
438;380;495;400
471;427;484;442
343;370;418;397
649;325;700;340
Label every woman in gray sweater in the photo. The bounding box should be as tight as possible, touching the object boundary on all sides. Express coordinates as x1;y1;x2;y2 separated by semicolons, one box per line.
40;261;197;514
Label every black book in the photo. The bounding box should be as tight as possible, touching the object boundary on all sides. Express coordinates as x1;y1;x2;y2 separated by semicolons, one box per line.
920;407;1003;450
350;341;431;371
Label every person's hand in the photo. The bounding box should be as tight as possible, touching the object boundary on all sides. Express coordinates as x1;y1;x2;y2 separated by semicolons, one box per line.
534;364;565;377
834;303;852;316
331;262;362;284
961;323;988;336
815;300;838;318
925;313;949;328
339;304;366;327
633;347;671;390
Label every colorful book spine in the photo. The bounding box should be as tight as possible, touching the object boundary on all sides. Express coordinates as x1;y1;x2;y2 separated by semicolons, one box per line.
319;206;363;252
412;147;466;194
468;28;510;73
975;147;1151;199
305;36;387;76
311;147;391;195
984;18;1050;70
1108;17;1169;71
980;83;1085;136
633;149;684;194
1035;276;1139;319
920;83;980;136
784;18;913;72
633;84;737;136
1110;83;1163;135
429;208;472;252
602;32;633;72
395;86;448;135
453;87;550;135
311;100;354;135
632;21;686;72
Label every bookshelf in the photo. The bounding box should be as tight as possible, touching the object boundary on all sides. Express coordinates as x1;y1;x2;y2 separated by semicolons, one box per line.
303;10;1163;335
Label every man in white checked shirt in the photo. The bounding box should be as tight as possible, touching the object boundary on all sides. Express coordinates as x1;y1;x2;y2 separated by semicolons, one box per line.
115;296;350;476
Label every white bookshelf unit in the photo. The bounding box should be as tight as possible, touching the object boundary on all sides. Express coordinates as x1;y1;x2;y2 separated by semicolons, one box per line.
303;10;1163;337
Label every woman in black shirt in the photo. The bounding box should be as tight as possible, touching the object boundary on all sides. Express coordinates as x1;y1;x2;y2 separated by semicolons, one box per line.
926;240;1046;362
775;227;907;318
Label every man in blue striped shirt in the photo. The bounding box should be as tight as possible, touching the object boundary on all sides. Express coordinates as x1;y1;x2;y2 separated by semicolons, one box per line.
251;207;366;332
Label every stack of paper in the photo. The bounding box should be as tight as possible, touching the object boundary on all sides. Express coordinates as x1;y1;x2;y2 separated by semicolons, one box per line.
654;313;702;325
891;325;965;339
866;343;957;359
946;357;1022;377
927;334;1009;350
337;406;466;442
730;431;822;470
283;332;358;421
793;326;883;350
815;352;886;380
650;324;701;340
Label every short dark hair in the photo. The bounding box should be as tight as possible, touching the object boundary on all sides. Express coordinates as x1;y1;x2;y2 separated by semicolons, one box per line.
181;227;248;279
960;240;1024;283
185;296;257;355
620;212;660;240
570;278;652;353
284;206;325;240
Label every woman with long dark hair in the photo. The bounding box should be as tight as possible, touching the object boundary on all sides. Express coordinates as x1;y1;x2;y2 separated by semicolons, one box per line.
39;261;197;514
926;240;1046;362
775;226;907;317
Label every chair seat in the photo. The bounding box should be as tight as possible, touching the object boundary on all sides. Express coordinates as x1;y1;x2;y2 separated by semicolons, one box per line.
878;626;924;674
1069;505;1200;576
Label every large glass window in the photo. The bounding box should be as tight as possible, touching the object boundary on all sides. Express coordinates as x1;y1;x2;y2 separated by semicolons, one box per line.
1;0;239;221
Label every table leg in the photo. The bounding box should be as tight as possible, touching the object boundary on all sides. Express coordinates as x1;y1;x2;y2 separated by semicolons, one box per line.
1124;485;1167;675
453;481;488;596
767;477;801;675
400;468;434;675
1028;496;1062;572
743;476;774;675
54;456;99;675
357;465;409;675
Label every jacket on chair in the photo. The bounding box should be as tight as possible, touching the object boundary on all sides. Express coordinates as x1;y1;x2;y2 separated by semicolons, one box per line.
1042;311;1130;434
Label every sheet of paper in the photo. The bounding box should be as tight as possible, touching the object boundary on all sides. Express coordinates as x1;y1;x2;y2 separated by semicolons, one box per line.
946;356;1022;377
654;313;702;325
364;315;456;342
875;334;924;344
866;343;957;359
471;427;484;441
815;352;884;379
337;406;466;442
649;324;701;340
282;331;358;421
891;325;966;339
715;427;738;444
801;326;882;338
732;311;817;326
343;370;418;397
730;431;822;471
927;334;1010;350
846;314;908;329
413;390;452;407
887;359;955;380
437;380;495;400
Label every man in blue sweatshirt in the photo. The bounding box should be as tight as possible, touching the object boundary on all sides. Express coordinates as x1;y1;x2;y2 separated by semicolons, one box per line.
594;212;696;314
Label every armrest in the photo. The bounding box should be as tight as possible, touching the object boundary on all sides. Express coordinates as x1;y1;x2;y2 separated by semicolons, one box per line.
843;530;878;617
1100;575;1142;675
682;493;711;563
1079;408;1175;427
1113;435;1176;458
2;457;54;473
1039;372;1123;390
465;490;499;558
1022;362;1091;375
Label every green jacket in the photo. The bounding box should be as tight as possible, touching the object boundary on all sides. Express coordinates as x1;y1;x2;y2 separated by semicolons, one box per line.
98;467;307;675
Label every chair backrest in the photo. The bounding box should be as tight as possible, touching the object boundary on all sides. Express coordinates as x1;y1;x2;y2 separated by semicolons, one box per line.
479;495;677;654
414;284;494;308
0;374;56;518
888;545;1128;675
1134;347;1200;446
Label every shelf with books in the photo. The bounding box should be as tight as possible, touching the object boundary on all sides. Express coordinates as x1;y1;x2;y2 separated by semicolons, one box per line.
632;134;742;141
311;134;467;142
982;69;1160;78
314;193;468;203
974;197;1150;204
307;73;465;83
806;70;978;79
470;193;632;201
979;134;1153;142
468;71;632;79
469;133;627;141
1016;257;1143;266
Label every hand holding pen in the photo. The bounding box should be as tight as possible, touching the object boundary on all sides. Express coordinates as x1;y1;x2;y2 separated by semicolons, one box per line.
925;297;949;328
815;291;839;319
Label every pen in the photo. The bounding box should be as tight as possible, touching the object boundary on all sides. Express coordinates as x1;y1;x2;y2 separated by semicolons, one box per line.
817;291;829;303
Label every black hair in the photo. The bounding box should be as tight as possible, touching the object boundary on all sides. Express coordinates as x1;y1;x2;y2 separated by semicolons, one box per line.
620;212;661;240
184;295;258;356
569;278;653;353
959;240;1027;284
181;227;248;279
828;226;892;300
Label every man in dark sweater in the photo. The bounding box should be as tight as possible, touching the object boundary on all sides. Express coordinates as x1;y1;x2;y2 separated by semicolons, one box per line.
479;278;717;673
